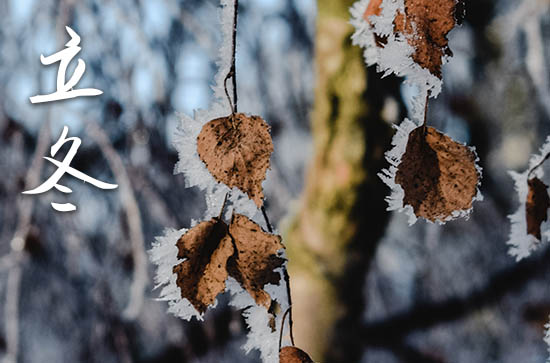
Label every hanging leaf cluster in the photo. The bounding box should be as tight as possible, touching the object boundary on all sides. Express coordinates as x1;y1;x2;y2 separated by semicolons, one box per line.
173;213;285;314
354;0;483;224
164;107;287;315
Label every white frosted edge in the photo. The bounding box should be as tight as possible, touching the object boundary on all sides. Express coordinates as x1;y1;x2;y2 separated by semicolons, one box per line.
148;228;204;321
506;136;550;260
378;118;484;225
350;0;445;119
545;317;550;363
226;256;289;363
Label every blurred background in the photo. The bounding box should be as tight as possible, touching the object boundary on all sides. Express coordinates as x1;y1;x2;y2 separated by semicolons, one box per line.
0;0;549;362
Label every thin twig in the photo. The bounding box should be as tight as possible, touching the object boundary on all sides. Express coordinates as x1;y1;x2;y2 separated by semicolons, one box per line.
86;122;147;321
224;0;239;114
231;0;238;113
219;192;229;219
279;306;292;350
283;269;295;346
262;203;294;346
528;152;550;178
261;205;273;233
422;93;430;128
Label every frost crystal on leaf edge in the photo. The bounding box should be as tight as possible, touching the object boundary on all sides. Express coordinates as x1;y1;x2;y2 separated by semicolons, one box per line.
149;227;205;321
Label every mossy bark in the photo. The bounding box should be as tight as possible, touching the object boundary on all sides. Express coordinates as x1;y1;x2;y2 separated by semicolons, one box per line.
284;1;402;361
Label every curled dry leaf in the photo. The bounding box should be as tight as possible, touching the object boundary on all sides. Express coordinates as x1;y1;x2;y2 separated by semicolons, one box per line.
363;0;458;77
228;213;286;309
197;113;274;208
173;218;234;314
526;177;550;240
279;346;314;363
395;126;480;222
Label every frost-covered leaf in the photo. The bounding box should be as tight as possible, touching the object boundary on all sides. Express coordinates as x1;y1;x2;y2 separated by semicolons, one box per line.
379;119;482;224
526;177;550;240
173;218;234;314
395;125;480;222
508;136;550;261
351;0;459;112
357;0;457;77
393;0;457;77
197;113;274;208
228;213;286;308
149;228;204;321
279;346;314;363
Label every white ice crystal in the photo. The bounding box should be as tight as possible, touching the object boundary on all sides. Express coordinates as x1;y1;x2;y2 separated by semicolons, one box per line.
544;317;550;363
378;118;483;225
149;228;205;321
507;136;550;261
350;0;445;122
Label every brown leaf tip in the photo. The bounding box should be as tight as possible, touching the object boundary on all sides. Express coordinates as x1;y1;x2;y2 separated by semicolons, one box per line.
279;346;314;363
395;126;481;223
197;113;274;208
526;177;550;240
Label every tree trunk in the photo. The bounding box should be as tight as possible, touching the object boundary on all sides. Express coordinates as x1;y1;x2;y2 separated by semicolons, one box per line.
285;1;403;361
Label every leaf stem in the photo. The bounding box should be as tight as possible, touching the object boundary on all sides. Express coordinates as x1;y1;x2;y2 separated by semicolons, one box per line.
218;192;229;219
528;152;550;179
262;203;295;347
279;306;292;350
261;205;273;233
283;268;296;346
224;0;239;115
422;93;430;129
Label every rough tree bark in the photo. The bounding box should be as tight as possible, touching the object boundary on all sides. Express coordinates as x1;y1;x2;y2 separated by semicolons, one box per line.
285;1;403;362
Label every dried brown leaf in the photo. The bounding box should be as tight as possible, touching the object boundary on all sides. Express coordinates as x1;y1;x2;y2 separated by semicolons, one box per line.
173;218;234;314
197;113;274;208
526;177;550;239
395;126;479;222
279;346;314;363
393;0;457;77
228;213;285;308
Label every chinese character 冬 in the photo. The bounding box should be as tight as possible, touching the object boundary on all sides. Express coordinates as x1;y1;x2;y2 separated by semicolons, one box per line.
29;26;103;104
22;126;118;212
